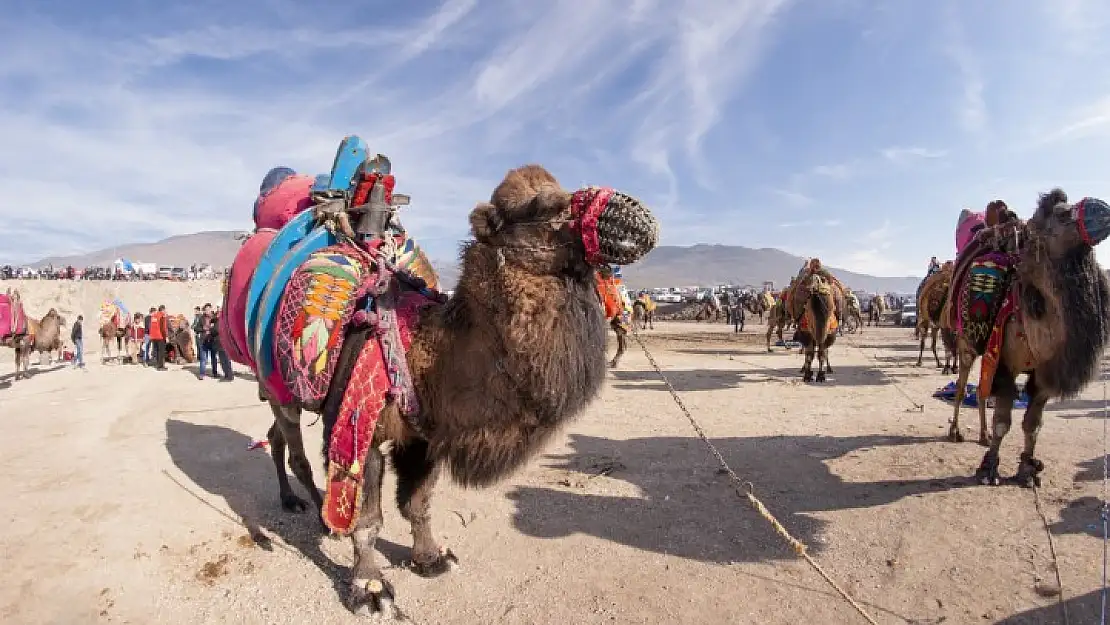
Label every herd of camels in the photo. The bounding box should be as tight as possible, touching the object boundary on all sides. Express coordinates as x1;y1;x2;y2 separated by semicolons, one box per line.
2;158;1110;617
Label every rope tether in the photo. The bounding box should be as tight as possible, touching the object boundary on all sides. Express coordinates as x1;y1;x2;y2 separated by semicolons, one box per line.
628;329;879;625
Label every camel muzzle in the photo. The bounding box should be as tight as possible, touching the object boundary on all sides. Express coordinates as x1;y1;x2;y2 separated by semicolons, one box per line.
570;186;659;266
1077;197;1110;246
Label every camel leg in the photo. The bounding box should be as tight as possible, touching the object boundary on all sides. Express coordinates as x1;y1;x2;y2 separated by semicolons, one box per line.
608;320;626;368
270;402;324;514
975;366;1017;486
930;326;942;369
940;329;956;375
265;420;303;513
948;348;975;443
915;323;927;366
815;342;827;383
346;446;394;615
824;345;834;374
1013;373;1048;488
802;344;815;382
392;439;456;576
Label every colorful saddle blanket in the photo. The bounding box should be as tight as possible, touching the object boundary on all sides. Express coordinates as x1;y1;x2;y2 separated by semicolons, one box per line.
950;253;1016;354
321;289;439;535
0;293;27;339
272;244;381;411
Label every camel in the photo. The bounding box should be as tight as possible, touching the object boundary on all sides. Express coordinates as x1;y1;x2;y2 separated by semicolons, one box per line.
764;298;788;351
23;309;66;365
792;274;838;382
915;262;954;372
166;315;197;364
1;289;32;379
945;189;1110;488
98;322;125;363
631;293;655;330
867;295;887;326
740;291;768;323
596;267;630;368
259;164;658;614
694;293;723;322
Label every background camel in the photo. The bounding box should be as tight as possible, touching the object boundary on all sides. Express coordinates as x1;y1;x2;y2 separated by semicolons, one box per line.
23;309;66;366
915;262;953;372
946;189;1110;489
867;295;887;325
792;274;838;382
631;293;655;330
260;164;658;615
166;315;197;364
1;289;31;379
98;322;125;363
741;291;767;322
764;299;788;351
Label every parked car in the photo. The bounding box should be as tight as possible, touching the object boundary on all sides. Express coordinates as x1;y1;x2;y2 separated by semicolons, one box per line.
897;302;918;327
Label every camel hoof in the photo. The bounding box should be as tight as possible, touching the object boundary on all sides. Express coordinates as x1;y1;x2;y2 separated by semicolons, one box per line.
825;366;834;374
607;359;619;369
347;577;396;618
411;548;458;578
802;372;813;383
975;453;1001;486
815;371;826;383
280;493;308;513
1012;454;1045;488
977;436;992;448
946;428;964;443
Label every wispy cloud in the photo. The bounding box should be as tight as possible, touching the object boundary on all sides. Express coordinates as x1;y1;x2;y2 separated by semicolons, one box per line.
941;8;986;133
777;219;841;228
770;188;814;207
811;162;860;181
880;146;948;162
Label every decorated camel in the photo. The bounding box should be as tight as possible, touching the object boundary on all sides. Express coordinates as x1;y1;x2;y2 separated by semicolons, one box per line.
632;292;656;330
843;291;863;334
222;147;658;616
1;289;31;379
166;314;197;364
596;266;632;368
98;299;130;363
740;290;769;322
793;273;839;381
944;189;1110;488
915;261;954;372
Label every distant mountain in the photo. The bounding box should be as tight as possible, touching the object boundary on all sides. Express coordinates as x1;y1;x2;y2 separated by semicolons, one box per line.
618;244;922;294
22;235;920;294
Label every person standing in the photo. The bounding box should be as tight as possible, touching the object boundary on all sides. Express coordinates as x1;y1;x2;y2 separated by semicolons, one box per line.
213;306;233;381
142;307;154;365
71;315;85;368
150;305;168;370
127;312;145;364
192;305;208;378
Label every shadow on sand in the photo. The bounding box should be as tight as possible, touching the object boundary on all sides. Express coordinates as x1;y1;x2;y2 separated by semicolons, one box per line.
995;588;1103;624
610;363;894;391
507;433;966;565
178;363;257;382
163;419;411;603
0;363;68;388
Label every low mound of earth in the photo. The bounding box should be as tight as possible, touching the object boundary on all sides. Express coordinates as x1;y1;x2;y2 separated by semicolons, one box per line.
0;281;1101;624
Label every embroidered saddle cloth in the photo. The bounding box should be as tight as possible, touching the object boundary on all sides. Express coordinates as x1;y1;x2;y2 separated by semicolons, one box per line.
0;293;27;340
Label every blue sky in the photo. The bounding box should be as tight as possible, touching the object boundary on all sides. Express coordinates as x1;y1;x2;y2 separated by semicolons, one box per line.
3;0;1110;276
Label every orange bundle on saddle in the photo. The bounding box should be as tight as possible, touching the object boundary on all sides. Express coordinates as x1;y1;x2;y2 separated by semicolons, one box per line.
596;274;623;319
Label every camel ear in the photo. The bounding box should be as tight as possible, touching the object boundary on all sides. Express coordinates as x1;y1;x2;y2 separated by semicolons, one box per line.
469;202;504;240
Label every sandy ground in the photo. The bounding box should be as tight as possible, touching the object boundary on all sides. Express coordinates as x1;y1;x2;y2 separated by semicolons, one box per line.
1;280;1107;625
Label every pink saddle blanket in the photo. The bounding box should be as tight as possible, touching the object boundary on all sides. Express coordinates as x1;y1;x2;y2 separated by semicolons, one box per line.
0;294;28;340
220;230;276;367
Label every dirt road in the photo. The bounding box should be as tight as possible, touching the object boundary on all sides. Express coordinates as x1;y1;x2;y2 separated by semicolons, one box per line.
0;321;1104;624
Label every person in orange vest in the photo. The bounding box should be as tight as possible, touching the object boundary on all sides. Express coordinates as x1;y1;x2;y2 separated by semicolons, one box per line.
149;305;169;370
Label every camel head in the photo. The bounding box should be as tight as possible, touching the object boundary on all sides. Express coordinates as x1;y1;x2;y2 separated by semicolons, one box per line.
1029;188;1110;253
469;165;658;278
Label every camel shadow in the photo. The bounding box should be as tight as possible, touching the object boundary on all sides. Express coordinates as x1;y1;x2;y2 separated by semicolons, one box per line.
163;419;409;601
0;363;67;385
507;433;964;565
995;588;1102;624
610;368;752;392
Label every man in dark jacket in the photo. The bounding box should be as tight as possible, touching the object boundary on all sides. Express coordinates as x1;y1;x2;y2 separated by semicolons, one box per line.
193;305;209;379
142;308;154;365
71;315;85;368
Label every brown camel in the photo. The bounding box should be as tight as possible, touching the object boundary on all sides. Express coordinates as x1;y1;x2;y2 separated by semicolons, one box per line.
792;274;838;382
867;295;887;326
915;262;954;372
1;289;32;379
262;164;658;614
945;189;1110;488
23;309;66;365
631;294;655;330
98;321;125;363
764;298;788;351
166;315;197;364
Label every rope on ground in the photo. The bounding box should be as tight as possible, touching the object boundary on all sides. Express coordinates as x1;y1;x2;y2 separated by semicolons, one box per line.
1030;484;1069;625
841;334;925;412
628;330;879;625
